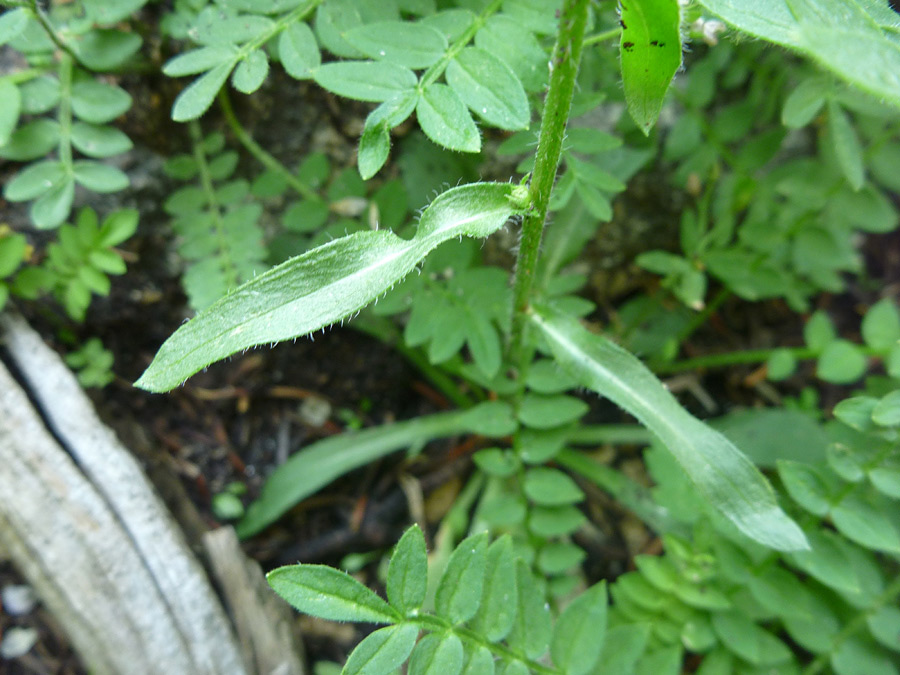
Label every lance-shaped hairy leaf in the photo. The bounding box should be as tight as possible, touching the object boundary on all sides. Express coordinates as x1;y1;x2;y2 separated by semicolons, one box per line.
619;0;682;134
529;303;808;552
136;182;522;392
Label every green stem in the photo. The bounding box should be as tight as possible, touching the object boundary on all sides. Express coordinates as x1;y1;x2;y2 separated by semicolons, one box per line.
653;344;882;374
218;89;318;201
509;0;591;365
28;0;79;62
236;0;324;59
188;120;238;289
582;26;622;47
57;53;73;170
418;0;503;90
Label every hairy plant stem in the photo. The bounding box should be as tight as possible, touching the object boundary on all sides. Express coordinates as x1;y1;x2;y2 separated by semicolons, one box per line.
509;0;590;369
188;120;238;289
651;344;882;375
218;90;318;201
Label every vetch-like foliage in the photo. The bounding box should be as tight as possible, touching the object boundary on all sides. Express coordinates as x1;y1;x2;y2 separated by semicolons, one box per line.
269;525;612;675
125;1;900;672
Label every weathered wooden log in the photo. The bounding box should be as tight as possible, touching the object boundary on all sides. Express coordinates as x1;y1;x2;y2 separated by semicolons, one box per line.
0;312;304;674
204;527;306;675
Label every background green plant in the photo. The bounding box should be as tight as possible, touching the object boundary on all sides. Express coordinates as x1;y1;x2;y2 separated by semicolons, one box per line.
2;0;899;673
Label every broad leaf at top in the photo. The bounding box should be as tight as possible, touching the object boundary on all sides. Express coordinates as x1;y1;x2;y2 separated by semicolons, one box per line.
699;0;900;109
136;182;522;392
529;303;809;552
619;0;682;134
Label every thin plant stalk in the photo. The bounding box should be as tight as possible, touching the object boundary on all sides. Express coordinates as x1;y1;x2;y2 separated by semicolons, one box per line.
508;0;591;367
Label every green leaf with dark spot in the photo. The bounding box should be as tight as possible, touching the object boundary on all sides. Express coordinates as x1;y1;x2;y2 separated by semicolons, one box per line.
619;0;682;134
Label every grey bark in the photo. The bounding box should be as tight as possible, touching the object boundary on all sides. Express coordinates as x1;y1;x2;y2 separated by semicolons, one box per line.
0;313;303;674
